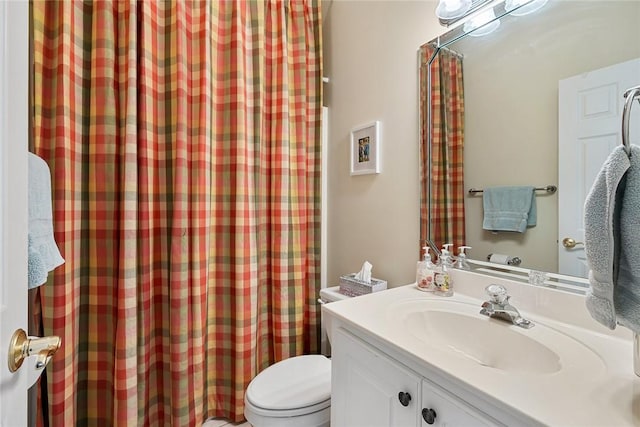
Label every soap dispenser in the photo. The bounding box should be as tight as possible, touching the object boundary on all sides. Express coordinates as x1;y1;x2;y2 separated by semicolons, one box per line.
433;244;454;297
416;246;437;292
454;246;472;270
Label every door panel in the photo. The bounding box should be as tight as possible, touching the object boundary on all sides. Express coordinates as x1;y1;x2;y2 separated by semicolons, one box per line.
0;1;30;425
558;58;640;277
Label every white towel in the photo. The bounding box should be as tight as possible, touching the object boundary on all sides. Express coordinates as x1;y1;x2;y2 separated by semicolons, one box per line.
28;153;64;289
584;145;640;332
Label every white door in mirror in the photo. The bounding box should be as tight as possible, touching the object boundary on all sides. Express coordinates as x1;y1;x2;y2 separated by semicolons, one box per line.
558;58;640;277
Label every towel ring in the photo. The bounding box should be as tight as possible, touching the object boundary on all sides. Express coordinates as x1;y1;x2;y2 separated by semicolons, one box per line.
622;86;640;157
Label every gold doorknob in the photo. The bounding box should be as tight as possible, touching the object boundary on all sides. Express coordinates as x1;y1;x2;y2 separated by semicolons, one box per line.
8;328;61;373
562;237;584;249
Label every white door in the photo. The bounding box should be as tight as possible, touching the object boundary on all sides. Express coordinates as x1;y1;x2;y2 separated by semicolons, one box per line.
558;58;640;277
1;2;36;425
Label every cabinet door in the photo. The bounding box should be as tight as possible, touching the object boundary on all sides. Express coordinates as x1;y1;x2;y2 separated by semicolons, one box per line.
420;379;498;426
332;328;421;427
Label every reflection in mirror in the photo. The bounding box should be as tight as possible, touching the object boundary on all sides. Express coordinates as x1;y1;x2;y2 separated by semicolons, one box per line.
419;43;466;256
419;0;640;280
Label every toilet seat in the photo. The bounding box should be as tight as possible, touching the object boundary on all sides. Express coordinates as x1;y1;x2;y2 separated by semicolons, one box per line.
245;395;330;418
244;354;331;423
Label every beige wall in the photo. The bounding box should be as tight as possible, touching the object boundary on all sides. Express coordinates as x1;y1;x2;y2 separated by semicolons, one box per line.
323;1;442;287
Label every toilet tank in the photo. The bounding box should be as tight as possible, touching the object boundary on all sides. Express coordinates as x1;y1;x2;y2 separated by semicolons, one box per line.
319;286;349;304
319;286;351;355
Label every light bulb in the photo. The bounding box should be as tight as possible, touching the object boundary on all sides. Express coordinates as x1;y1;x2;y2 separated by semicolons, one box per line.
436;0;472;20
445;0;462;12
463;8;500;37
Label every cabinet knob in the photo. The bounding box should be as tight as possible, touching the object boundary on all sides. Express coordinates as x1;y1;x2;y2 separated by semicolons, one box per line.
398;391;412;407
422;408;437;424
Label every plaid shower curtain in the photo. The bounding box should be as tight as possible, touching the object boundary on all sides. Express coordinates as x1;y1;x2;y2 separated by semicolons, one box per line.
419;44;465;252
31;0;322;425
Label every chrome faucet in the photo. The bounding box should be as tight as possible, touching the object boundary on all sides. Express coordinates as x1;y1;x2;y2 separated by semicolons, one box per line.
480;284;534;329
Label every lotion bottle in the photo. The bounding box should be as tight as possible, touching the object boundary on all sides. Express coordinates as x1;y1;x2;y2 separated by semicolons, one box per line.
454;246;472;270
416;246;437;292
433;243;454;296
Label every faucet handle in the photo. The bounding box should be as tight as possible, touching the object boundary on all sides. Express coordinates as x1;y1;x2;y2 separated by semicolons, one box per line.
485;284;509;304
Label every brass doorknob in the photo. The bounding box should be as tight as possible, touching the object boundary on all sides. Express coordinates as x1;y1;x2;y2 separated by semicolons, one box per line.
562;237;584;249
8;328;61;373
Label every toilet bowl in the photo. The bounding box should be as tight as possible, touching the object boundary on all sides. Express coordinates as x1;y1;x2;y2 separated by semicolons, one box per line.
244;354;331;427
243;287;348;427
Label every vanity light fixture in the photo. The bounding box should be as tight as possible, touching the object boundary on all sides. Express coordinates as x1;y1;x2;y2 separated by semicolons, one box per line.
505;0;548;16
463;8;501;37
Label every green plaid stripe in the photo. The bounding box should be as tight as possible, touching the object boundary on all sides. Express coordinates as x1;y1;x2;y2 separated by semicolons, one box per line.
33;0;322;425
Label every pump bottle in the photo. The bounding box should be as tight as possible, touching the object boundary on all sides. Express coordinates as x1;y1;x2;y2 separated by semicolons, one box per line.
416;246;437;292
454;246;472;270
433;243;454;296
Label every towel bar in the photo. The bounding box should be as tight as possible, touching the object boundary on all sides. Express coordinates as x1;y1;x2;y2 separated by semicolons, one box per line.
468;185;557;195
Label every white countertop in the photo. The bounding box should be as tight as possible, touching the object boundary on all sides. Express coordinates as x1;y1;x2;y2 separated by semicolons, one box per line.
323;270;640;426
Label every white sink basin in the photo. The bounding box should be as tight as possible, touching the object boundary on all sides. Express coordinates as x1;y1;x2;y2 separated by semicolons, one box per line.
405;309;559;374
388;299;605;376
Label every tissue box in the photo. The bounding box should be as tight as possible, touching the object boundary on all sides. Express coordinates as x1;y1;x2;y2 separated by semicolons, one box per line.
339;274;387;297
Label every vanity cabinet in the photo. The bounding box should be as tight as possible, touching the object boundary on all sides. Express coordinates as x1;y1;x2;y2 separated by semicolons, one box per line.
332;327;499;427
420;378;495;426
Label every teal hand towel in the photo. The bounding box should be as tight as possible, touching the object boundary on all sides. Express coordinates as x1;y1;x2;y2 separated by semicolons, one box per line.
614;145;640;333
28;234;48;289
482;186;536;233
28;153;64;289
584;146;629;330
612;145;640;333
584;144;640;333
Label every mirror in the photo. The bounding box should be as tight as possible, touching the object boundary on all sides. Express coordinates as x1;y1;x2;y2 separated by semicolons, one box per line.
419;0;640;278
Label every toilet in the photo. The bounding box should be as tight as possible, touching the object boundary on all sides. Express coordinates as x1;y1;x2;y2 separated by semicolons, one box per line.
243;287;349;427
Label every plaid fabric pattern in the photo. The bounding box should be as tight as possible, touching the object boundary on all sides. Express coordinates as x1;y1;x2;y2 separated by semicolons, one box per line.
420;45;466;251
419;45;433;252
206;1;322;421
32;0;322;425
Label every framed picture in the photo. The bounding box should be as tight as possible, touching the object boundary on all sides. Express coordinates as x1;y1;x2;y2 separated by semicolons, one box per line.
350;121;381;175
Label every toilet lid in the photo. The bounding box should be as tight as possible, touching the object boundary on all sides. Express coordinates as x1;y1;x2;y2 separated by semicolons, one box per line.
246;355;331;411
